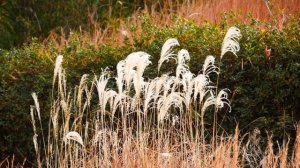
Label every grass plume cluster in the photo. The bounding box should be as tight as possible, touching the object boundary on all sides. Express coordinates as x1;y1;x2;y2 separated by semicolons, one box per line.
29;27;300;168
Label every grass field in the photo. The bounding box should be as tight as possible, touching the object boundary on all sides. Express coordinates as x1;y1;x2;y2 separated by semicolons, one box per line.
1;0;299;167
23;27;300;168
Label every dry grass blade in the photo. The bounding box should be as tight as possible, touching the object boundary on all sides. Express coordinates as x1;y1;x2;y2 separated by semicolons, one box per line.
157;92;185;123
216;89;231;112
177;49;190;65
53;55;63;86
158;38;180;72
64;131;84;146
202;55;219;75
31;92;41;121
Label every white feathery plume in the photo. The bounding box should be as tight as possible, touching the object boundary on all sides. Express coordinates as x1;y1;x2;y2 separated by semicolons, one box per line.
124;69;136;91
202;55;219;75
101;90;117;114
141;80;149;93
201;91;216;115
175;49;193;105
107;90;118;112
134;52;152;76
163;76;176;98
116;60;126;94
51;101;59;138
193;74;211;104
60;68;67;98
215;89;231;112
31;92;41;121
132;74;144;98
172;115;179;126
158;38;180;72
174;63;192;94
221;27;242;58
130;95;141;111
33;134;39;154
174;49;191;92
30;106;37;134
84;78;95;109
181;71;194;92
95;69;111;112
157;92;185;123
64;131;84;146
112;93;130;118
134;53;151;97
174;64;188;92
181;71;194;106
53;55;63;86
77;74;89;107
154;75;168;100
177;49;190;65
176;64;190;80
112;94;122;118
124;52;151;76
32;133;41;168
143;79;157;113
124;52;151;95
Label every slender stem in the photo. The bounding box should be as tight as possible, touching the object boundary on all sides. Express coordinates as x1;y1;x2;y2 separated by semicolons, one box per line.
213;58;222;151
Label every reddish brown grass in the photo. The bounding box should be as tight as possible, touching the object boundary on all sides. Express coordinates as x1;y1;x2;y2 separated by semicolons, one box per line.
187;0;300;23
44;0;300;49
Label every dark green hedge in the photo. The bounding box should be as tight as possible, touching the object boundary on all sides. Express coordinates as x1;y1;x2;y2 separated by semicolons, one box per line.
1;16;300;162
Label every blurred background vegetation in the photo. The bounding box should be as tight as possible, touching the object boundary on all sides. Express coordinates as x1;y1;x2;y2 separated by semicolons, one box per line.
1;0;299;49
0;0;299;166
0;0;149;49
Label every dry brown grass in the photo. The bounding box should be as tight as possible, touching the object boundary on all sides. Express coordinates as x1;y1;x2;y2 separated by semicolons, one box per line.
181;0;300;23
43;0;300;51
